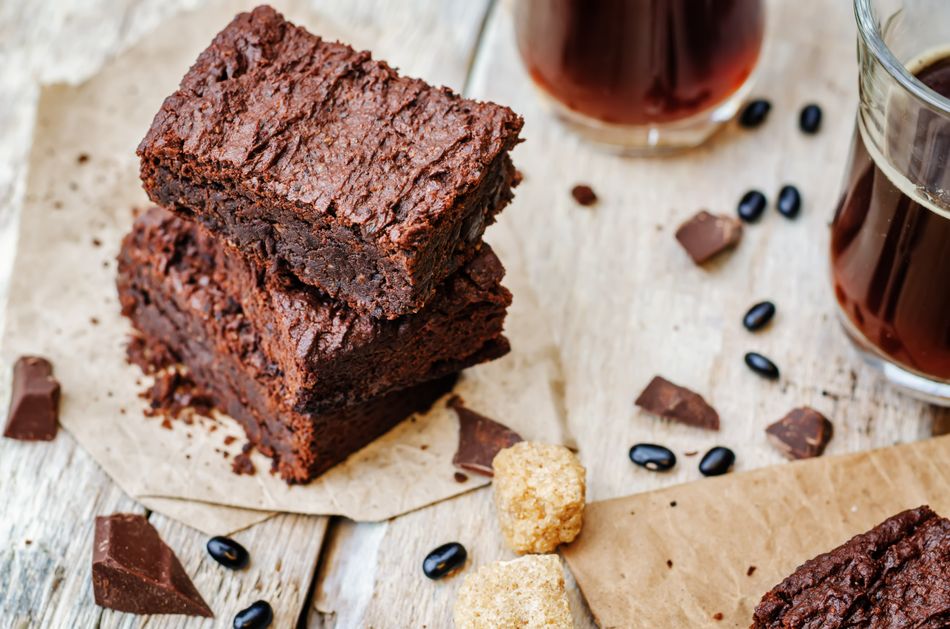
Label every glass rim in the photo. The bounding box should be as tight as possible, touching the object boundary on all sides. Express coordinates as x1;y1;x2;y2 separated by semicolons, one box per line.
854;0;950;113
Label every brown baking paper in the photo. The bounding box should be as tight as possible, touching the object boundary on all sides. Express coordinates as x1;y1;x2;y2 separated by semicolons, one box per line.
562;434;950;628
0;0;567;535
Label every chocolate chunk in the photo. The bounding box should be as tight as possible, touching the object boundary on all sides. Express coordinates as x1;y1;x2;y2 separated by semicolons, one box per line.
675;210;743;264
3;356;60;441
766;407;833;460
635;376;720;430
93;513;213;617
450;396;522;476
571;184;598;206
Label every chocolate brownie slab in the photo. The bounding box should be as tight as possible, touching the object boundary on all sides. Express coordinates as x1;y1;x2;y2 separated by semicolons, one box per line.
139;5;522;319
752;505;950;628
120;285;455;482
118;207;510;414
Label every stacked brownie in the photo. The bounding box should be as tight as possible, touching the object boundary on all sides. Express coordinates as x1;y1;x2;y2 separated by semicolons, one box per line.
118;5;523;482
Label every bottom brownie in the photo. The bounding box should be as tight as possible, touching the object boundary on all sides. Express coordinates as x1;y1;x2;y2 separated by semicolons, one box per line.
752;505;950;628
121;282;457;482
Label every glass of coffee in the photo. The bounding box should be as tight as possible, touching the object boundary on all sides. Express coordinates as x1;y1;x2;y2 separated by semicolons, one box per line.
514;0;765;153
831;0;950;404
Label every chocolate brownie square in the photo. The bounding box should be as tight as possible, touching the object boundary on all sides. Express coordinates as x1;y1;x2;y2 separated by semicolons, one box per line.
138;5;523;319
117;208;510;415
752;505;950;628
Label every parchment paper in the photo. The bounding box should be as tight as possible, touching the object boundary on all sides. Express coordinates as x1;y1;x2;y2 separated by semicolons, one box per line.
562;434;950;628
0;0;567;535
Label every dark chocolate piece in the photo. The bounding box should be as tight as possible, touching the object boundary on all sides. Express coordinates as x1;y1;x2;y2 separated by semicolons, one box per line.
92;513;213;617
674;211;743;264
138;6;523;319
752;506;950;628
3;356;60;441
450;396;522;476
635;376;720;430
765;407;833;460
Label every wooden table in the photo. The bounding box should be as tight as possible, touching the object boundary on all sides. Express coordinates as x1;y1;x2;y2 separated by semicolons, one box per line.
2;1;946;627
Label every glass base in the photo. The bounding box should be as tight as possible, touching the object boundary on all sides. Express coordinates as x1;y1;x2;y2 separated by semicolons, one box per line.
535;77;754;156
838;313;950;406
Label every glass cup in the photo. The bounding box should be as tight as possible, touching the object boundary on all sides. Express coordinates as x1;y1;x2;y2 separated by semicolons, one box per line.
830;0;950;405
514;0;765;154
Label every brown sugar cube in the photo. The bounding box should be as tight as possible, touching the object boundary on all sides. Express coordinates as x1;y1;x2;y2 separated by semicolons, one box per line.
453;554;573;629
492;442;586;554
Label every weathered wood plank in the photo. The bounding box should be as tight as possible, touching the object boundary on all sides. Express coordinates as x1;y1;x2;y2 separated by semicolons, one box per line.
0;431;140;628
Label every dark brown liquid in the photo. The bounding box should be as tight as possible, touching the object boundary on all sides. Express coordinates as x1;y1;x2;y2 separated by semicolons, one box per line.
515;0;764;125
831;55;950;380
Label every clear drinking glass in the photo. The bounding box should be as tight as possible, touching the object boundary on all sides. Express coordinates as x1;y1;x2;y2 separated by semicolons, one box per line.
830;0;950;404
514;0;765;154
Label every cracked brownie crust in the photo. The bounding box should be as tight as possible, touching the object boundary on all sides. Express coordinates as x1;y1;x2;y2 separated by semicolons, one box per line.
138;5;523;318
752;505;950;629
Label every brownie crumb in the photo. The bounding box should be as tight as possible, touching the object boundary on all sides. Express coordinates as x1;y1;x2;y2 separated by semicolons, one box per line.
669;501;677;507
232;444;256;476
77;153;90;164
454;472;469;483
666;559;673;569
571;184;598;206
90;317;99;325
160;418;172;430
713;612;724;621
747;565;757;576
223;435;237;446
92;238;102;247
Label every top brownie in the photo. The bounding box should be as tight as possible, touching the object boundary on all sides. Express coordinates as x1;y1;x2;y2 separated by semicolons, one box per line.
139;5;523;318
752;505;950;628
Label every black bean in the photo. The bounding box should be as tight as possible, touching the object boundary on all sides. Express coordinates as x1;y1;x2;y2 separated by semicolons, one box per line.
207;536;249;570
744;352;780;379
629;443;676;472
777;185;801;218
737;190;767;223
799;104;822;134
233;600;273;629
699;447;735;477
739;99;771;128
743;301;776;331
423;542;467;579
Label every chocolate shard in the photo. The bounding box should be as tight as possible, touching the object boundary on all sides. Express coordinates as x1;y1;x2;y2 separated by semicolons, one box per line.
450;396;522;476
766;407;833;460
93;514;213;617
675;210;743;264
635;376;720;430
3;356;60;441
